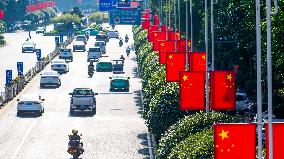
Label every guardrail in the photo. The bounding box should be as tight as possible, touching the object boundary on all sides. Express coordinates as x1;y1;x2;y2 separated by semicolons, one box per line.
0;36;74;106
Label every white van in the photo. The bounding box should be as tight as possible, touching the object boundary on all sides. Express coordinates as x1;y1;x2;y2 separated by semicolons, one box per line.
87;47;101;62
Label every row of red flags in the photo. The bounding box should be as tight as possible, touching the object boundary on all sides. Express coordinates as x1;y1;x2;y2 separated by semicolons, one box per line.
141;13;236;111
214;123;284;159
141;10;283;159
26;1;56;13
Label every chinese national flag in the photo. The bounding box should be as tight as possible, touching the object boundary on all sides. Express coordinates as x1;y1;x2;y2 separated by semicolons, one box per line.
190;52;206;71
178;40;191;52
147;25;159;42
142;12;150;20
142;20;150;30
153;31;166;51
0;10;4;19
166;52;187;82
168;31;180;40
32;4;37;12
265;123;284;159
161;25;168;32
180;71;205;110
159;41;175;64
214;123;256;159
210;71;236;110
154;14;159;25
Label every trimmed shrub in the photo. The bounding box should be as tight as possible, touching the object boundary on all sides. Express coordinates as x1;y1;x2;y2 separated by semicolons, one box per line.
156;112;243;158
168;128;214;159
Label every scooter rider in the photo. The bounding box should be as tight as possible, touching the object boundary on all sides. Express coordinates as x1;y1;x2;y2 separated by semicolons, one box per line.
126;46;131;56
120;55;125;63
119;37;123;46
88;61;94;72
68;129;84;154
125;34;129;42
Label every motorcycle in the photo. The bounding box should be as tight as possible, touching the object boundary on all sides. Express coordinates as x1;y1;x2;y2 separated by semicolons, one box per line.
67;139;84;159
88;64;94;78
119;40;123;47
125;36;129;43
126;48;131;57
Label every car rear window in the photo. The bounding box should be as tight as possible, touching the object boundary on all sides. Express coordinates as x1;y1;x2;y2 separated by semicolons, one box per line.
111;79;129;86
89;48;100;52
73;89;94;95
95;42;104;46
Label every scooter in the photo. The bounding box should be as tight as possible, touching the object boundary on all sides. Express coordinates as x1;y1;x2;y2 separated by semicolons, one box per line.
119;40;123;47
126;48;131;57
88;70;94;77
67;139;84;159
125;37;129;43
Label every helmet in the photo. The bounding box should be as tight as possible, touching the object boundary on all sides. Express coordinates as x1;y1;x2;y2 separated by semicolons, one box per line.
72;129;78;134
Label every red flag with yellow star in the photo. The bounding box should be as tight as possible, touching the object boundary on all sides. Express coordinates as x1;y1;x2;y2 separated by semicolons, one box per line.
147;25;159;42
214;123;256;159
210;71;236;110
153;31;167;51
142;20;151;30
168;31;180;40
161;25;170;32
265;123;284;159
166;52;187;82
159;41;175;64
179;71;205;110
190;52;206;71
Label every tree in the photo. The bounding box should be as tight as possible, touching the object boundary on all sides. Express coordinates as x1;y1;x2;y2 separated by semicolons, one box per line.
69;7;83;18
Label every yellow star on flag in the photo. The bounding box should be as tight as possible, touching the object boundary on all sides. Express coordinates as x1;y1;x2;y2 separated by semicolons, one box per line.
188;41;191;47
227;74;232;81
161;43;165;47
183;75;188;81
169;54;173;59
154;33;158;36
202;55;206;60
218;129;229;141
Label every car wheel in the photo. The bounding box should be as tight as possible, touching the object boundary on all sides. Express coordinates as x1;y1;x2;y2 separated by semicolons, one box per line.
17;111;21;116
126;88;129;92
42;108;45;113
38;111;42;116
92;108;96;115
40;84;44;88
73;50;76;52
70;108;75;115
57;83;61;87
22;49;25;53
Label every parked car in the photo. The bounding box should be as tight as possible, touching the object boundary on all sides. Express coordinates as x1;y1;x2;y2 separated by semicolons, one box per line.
51;59;69;73
96;57;112;72
59;48;73;62
87;47;101;62
17;94;45;116
107;30;119;39
22;41;36;53
109;74;130;92
94;41;106;54
75;35;87;44
36;27;45;34
73;41;86;52
40;71;61;88
69;88;98;115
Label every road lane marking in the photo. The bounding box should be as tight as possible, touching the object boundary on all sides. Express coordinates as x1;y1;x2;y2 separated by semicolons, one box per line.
98;92;133;95
11;119;37;159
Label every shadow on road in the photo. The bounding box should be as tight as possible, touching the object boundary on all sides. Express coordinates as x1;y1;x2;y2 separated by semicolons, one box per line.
138;133;151;159
132;67;140;78
68;111;96;118
133;90;143;116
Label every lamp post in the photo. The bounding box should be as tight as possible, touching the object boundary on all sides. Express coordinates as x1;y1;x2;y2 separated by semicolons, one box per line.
28;0;32;39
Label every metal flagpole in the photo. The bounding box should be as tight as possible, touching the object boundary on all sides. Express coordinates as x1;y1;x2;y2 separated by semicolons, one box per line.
255;0;262;158
166;0;168;40
185;0;189;71
211;0;217;70
205;0;209;112
168;0;171;29
190;0;193;51
174;0;177;52
160;0;163;26
178;0;181;40
266;0;278;158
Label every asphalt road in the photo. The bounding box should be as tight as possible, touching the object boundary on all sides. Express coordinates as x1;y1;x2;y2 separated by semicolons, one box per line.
0;25;63;92
0;25;149;159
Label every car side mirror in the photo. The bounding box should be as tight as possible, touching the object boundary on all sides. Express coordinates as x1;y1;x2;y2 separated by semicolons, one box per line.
128;77;130;79
17;99;20;101
80;134;82;136
94;93;98;95
109;77;112;79
69;93;73;95
41;99;45;101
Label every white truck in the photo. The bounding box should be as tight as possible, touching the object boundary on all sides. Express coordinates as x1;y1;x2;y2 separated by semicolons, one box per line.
69;88;98;115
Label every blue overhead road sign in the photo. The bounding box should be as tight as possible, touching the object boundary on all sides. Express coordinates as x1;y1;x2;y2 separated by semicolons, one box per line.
109;8;142;25
17;62;23;76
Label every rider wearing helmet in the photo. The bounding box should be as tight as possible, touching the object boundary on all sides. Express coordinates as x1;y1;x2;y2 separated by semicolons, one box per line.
88;61;94;71
69;129;81;141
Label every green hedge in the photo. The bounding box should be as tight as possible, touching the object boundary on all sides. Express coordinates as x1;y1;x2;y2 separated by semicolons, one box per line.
168;128;214;159
156;112;243;158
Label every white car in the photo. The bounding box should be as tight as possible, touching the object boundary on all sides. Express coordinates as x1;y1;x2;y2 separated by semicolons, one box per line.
40;71;61;88
22;41;36;53
36;27;45;34
51;59;69;73
94;41;106;54
59;48;73;62
87;47;101;62
107;30;119;39
17;94;45;116
73;41;86;52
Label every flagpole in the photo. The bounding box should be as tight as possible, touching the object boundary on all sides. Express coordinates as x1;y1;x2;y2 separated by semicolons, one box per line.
205;0;209;113
168;0;171;29
266;0;278;158
185;0;189;71
160;0;162;26
211;0;216;70
255;0;262;158
166;0;168;40
190;0;193;51
178;0;181;40
174;0;177;52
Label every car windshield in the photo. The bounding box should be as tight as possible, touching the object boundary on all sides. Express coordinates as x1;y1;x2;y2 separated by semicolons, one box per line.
89;48;100;52
37;27;44;30
98;62;112;67
24;41;34;45
113;60;123;65
111;79;129;86
42;72;58;76
60;49;71;52
95;42;104;46
73;89;94;95
236;95;246;101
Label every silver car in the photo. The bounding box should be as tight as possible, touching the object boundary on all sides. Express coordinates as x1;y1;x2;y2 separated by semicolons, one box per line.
40;71;61;88
17;94;45;116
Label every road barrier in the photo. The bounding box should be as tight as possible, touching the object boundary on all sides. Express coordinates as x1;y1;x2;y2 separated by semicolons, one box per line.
0;36;74;106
